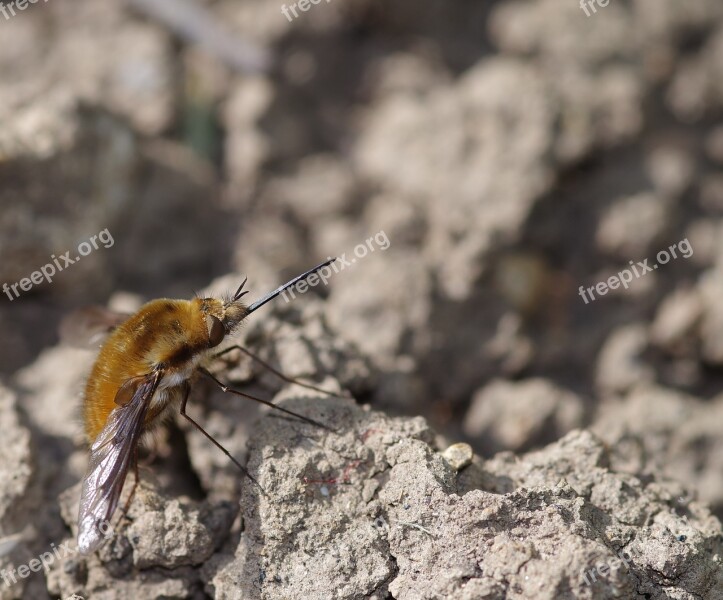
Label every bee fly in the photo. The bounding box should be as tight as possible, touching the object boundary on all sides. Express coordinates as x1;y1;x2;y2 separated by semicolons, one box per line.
75;259;337;554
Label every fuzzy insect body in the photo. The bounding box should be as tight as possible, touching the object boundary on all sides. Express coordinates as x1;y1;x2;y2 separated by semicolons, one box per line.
75;259;335;554
83;297;245;440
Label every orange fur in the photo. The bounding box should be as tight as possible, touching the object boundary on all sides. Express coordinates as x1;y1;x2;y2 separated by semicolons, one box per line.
83;298;221;441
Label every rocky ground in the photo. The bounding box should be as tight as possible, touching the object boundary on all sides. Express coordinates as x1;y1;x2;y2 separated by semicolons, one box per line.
3;307;722;599
1;0;723;598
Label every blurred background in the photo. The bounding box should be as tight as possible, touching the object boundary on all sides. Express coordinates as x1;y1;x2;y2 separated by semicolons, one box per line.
2;0;723;524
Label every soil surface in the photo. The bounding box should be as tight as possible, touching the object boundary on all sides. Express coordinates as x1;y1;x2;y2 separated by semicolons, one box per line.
1;1;723;599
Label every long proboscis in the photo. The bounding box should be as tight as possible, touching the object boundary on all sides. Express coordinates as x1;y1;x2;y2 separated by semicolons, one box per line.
244;258;337;315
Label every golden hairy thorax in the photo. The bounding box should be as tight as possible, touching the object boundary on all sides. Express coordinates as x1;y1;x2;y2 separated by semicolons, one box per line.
82;298;213;441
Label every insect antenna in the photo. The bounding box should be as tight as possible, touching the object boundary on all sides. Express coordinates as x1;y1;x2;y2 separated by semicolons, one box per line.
232;276;249;302
244;258;336;315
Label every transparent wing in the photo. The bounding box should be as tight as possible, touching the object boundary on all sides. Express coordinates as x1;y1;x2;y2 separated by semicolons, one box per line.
77;370;162;555
59;306;131;349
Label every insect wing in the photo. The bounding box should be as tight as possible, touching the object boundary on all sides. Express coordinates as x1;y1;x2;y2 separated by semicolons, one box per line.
77;370;162;555
59;306;131;349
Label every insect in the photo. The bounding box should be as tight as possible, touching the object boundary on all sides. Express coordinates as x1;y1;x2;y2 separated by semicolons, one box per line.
74;259;336;554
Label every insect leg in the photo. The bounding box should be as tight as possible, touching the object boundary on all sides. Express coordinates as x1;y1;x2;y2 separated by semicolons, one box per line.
212;344;350;399
198;367;336;432
179;381;266;494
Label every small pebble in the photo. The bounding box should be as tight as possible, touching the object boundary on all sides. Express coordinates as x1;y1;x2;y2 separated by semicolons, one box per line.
441;443;473;471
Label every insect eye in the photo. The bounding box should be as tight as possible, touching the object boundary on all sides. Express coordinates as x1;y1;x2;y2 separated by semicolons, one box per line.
207;315;225;348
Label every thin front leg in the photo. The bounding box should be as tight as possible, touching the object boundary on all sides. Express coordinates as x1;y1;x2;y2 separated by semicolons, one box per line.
212;344;350;399
199;367;335;432
178;381;265;493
